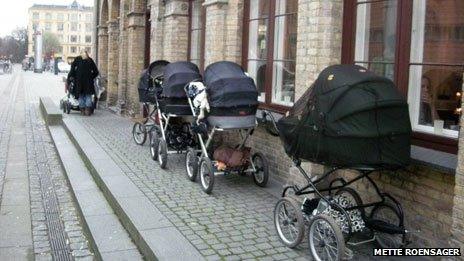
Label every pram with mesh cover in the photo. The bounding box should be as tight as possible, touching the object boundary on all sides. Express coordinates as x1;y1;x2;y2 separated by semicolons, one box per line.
184;61;269;194
263;65;413;260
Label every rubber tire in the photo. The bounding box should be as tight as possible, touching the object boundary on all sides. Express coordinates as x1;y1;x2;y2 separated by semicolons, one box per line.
185;147;198;181
132;122;147;145
370;203;406;249
149;130;158;160
252;152;269;187
273;197;305;248
157;139;168;169
308;213;345;261
199;158;214;194
66;103;71;114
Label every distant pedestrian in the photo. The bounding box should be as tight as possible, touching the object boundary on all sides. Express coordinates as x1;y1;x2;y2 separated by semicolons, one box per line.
67;50;99;116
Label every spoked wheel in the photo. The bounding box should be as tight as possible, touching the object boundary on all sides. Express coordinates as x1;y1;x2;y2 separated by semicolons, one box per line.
132;122;147;145
185;148;198;181
199;158;214;194
252;152;269;187
157;139;168;169
308;214;345;261
370;203;406;248
149;130;159;160
274;197;304;248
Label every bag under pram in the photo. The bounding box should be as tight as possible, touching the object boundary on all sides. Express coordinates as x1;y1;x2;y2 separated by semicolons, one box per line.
203;61;259;128
160;61;201;115
277;64;411;169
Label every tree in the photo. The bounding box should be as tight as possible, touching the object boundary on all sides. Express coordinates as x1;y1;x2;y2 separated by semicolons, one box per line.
42;32;61;59
0;27;28;62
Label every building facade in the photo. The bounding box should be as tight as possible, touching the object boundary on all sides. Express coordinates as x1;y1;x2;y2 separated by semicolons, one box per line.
95;0;464;248
28;1;94;62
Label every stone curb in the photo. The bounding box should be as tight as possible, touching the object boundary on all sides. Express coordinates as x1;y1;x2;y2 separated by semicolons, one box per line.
39;97;62;126
62;118;204;261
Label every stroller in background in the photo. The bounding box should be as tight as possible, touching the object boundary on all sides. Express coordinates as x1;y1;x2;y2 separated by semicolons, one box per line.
185;61;269;194
60;76;104;114
263;65;412;260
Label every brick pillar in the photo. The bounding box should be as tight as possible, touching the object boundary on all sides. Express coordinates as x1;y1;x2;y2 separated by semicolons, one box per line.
149;0;165;60
107;20;119;106
450;74;464;249
117;2;129;112
162;0;189;62
203;0;228;66
97;26;109;81
126;11;146;116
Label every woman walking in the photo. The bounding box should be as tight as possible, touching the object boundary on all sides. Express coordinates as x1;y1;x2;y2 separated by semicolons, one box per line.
67;50;99;116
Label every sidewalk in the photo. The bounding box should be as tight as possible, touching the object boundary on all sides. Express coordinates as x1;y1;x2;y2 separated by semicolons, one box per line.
64;108;377;260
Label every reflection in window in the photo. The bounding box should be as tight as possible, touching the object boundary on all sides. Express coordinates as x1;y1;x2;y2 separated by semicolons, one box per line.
409;0;463;136
354;0;397;80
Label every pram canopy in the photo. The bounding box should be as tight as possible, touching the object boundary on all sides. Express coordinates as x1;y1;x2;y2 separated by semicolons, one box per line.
162;61;201;98
204;61;258;108
138;60;170;103
277;64;411;169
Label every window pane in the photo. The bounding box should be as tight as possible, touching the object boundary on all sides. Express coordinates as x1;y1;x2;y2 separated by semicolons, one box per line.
272;10;297;105
248;19;268;60
250;0;269;19
247;60;267;102
354;0;397;79
275;0;298;15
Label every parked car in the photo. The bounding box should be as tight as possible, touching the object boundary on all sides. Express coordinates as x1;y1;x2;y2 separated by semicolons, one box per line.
57;61;71;73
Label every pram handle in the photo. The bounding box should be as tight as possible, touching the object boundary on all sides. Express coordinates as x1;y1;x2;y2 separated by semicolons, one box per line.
261;110;280;137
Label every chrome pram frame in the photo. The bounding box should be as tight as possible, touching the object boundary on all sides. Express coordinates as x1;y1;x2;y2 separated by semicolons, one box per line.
183;83;269;194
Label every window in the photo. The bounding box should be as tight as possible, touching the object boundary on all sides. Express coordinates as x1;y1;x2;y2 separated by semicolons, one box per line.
407;0;463;138
244;0;298;108
32;23;39;31
85;14;92;22
45;13;52;20
70;35;77;43
71;22;78;31
57;13;64;21
71;46;77;53
343;0;463;153
58;46;63;53
45;23;52;31
71;13;78;21
33;12;40;20
85;47;91;53
57;23;64;31
188;0;205;69
85;23;92;32
85;35;91;43
58;35;63;42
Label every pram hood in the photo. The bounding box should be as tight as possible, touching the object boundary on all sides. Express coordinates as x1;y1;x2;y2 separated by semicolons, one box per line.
162;61;201;98
204;61;258;108
277;64;412;169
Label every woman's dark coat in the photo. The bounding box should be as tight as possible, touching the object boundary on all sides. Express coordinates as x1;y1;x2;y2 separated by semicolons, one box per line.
67;56;99;97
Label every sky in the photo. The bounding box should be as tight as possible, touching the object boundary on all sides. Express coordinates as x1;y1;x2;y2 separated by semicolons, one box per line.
0;0;94;37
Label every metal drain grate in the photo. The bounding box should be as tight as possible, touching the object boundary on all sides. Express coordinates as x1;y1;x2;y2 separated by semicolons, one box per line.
37;161;73;261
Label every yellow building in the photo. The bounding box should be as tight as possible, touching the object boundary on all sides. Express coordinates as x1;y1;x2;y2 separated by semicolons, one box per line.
27;1;93;62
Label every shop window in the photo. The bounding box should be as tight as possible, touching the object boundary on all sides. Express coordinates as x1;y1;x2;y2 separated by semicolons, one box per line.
188;0;205;70
343;0;464;153
244;0;298;109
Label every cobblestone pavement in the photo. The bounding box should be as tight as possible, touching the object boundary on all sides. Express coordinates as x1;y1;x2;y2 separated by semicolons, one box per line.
0;68;93;260
72;109;375;260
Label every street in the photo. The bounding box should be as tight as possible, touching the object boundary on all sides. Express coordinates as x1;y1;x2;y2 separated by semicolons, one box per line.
0;66;379;260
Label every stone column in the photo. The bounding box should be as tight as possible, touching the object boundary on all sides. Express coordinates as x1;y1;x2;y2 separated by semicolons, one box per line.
203;0;228;66
107;20;120;106
162;0;189;62
126;11;146;116
97;26;109;80
150;0;166;60
117;0;129;113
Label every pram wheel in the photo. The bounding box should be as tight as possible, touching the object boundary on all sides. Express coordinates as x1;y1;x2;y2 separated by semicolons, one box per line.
199;158;214;194
308;213;345;261
132;122;147;145
157;139;168;169
149;130;159;160
185;147;198;181
252;152;269;187
370;203;405;248
66;103;71;114
274;197;304;248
